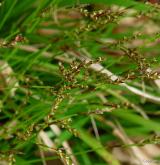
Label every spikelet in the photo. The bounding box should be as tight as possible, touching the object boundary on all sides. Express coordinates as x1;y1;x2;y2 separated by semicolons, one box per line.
57;148;74;165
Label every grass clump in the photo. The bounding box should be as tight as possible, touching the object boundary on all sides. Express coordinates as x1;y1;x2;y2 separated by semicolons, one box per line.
0;0;160;165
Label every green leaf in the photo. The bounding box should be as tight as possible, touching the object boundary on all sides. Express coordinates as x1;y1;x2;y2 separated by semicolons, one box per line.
78;129;120;165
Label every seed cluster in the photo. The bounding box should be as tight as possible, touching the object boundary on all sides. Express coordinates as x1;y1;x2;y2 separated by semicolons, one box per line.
127;135;160;147
0;34;26;48
121;47;160;79
46;61;88;124
16;123;36;141
0;150;21;165
16;59;102;142
104;32;160;80
58;118;78;137
80;8;123;22
57;148;74;165
121;47;149;71
79;6;124;32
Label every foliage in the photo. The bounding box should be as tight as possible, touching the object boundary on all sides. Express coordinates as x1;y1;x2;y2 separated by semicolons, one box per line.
0;0;160;165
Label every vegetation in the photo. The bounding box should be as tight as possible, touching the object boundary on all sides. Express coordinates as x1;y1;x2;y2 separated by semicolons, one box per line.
0;0;160;165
